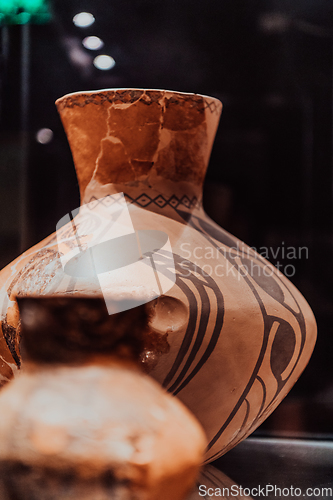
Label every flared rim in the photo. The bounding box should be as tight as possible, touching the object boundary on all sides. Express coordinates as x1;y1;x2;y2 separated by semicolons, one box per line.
55;88;222;107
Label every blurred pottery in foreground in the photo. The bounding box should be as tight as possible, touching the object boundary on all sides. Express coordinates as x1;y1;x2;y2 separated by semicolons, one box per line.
0;89;317;461
0;297;206;500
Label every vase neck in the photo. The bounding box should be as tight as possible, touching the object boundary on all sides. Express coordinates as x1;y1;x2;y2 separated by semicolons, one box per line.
80;177;203;222
56;89;222;218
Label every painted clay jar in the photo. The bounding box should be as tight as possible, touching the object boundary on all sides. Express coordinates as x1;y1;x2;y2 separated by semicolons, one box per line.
0;296;206;500
0;89;317;462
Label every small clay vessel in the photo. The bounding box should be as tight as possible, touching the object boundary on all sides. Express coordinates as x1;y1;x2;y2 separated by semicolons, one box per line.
0;296;206;500
0;89;317;462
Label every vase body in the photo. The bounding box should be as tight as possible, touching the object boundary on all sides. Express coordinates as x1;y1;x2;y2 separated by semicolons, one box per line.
0;89;317;462
0;297;206;500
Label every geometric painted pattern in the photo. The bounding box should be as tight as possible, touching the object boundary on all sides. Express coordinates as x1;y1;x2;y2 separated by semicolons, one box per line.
203;98;222;116
88;193;199;210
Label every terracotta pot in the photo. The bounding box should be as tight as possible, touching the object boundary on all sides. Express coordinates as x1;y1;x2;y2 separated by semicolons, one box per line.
0;89;317;462
0;296;206;500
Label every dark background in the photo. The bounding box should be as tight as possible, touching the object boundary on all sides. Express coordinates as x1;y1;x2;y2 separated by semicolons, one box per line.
0;0;332;438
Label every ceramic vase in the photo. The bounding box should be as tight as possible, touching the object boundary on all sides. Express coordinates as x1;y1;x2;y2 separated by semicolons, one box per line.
0;89;317;462
0;296;206;500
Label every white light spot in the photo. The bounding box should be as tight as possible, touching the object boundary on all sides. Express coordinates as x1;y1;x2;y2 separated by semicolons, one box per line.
73;12;95;28
93;54;116;70
36;128;53;144
82;35;104;50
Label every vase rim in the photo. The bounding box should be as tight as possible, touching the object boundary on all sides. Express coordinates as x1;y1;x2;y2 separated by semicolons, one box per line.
55;88;222;107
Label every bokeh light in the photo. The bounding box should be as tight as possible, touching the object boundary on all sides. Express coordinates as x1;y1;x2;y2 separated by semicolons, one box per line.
82;36;104;50
93;54;116;70
73;12;95;28
36;128;53;144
